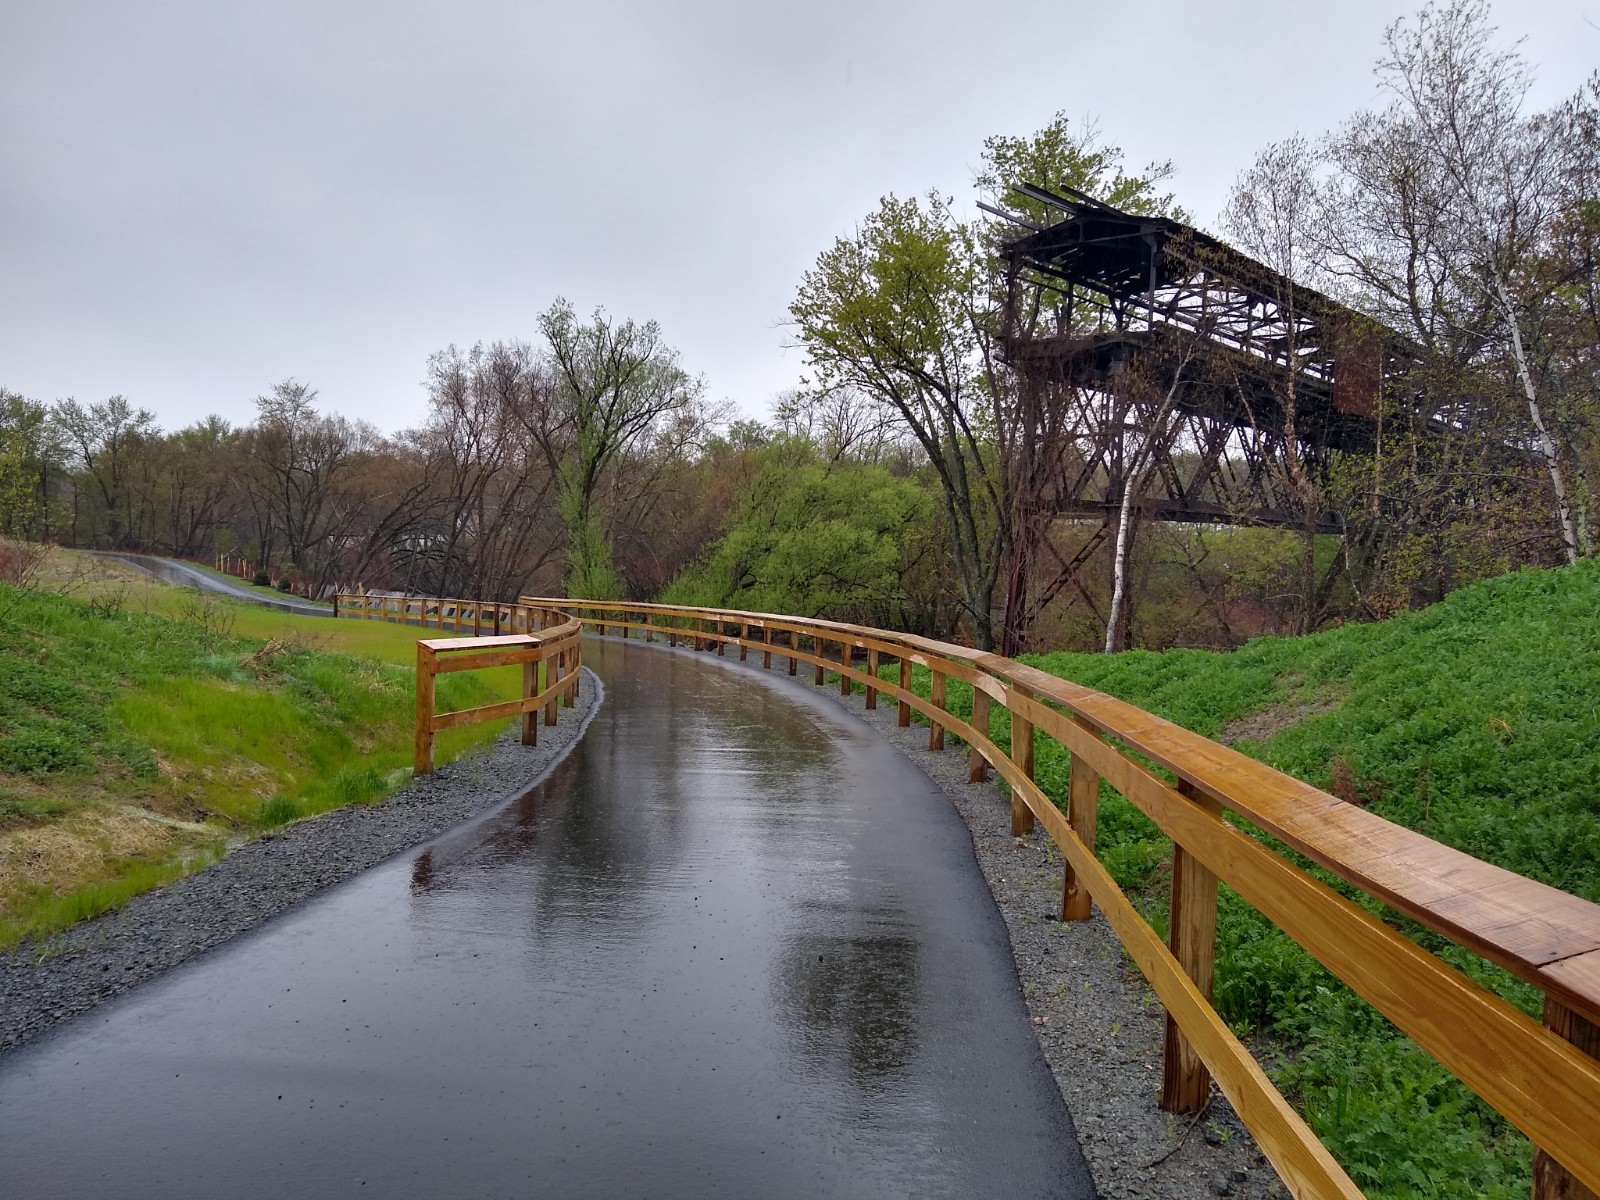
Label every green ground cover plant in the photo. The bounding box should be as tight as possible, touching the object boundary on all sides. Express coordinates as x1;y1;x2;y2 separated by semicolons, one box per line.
873;559;1600;1197
0;577;521;949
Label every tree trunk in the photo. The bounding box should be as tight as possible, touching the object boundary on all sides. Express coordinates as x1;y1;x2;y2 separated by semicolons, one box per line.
1496;277;1580;563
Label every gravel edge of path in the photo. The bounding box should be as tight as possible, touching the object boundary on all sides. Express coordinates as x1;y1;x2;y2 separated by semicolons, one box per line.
0;668;601;1053
817;674;1288;1200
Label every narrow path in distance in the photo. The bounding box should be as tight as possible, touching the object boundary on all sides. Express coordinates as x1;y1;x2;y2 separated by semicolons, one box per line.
98;551;333;616
0;635;1094;1199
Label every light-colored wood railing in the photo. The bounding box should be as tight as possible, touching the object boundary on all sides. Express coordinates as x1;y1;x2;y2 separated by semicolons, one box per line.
522;597;1600;1200
335;591;555;638
334;594;583;775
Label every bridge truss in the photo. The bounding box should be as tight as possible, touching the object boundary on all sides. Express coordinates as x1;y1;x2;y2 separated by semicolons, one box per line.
992;183;1425;645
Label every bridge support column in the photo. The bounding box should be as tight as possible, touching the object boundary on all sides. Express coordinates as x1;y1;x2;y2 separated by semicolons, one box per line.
1160;779;1218;1114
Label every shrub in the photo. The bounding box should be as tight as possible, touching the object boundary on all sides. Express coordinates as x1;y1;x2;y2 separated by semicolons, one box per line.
252;571;270;587
275;577;293;593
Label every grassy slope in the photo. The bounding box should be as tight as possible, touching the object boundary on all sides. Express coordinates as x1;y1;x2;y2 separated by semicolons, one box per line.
884;559;1600;1198
0;563;523;950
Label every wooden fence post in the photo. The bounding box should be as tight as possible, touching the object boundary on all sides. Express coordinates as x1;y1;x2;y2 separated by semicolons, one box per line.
1533;1001;1600;1199
717;621;726;655
414;644;436;776
739;623;748;661
1059;744;1098;917
1161;779;1221;1113
969;688;990;782
814;638;825;685
928;670;946;751
521;654;537;746
841;643;853;696
1011;713;1035;836
898;657;911;727
788;632;797;675
545;651;560;726
865;648;878;710
763;625;772;669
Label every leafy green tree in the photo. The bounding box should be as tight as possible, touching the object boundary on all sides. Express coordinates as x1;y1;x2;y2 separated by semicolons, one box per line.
663;439;934;624
533;300;703;598
790;113;1184;649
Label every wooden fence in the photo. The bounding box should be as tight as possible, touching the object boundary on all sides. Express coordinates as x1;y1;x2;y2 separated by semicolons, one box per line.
335;592;555;638
333;594;583;774
519;596;1600;1200
411;627;582;775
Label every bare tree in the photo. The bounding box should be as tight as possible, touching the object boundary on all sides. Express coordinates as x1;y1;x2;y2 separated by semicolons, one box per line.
1379;0;1582;559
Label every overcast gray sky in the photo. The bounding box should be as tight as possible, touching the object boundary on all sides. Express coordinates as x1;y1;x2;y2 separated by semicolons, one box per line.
3;1;1596;434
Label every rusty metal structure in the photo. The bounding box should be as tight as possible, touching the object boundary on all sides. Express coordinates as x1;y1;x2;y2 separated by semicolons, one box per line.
991;183;1422;642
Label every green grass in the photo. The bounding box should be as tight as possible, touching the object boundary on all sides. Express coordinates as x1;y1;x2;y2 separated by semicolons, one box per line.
875;559;1600;1198
0;581;524;950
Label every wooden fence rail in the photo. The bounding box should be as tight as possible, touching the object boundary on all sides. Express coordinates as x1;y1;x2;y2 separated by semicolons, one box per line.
333;594;583;775
517;596;1600;1200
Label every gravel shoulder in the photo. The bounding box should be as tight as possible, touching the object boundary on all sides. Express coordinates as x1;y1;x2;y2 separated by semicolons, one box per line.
812;669;1288;1200
0;668;600;1053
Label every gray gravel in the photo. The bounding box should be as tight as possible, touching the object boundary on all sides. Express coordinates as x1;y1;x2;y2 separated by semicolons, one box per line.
0;668;600;1053
817;674;1288;1200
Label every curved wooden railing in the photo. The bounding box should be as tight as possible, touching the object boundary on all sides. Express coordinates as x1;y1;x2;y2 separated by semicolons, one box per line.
516;597;1600;1200
334;594;583;774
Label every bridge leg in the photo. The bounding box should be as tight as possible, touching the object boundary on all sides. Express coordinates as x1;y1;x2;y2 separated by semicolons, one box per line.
1011;715;1035;836
739;624;748;661
763;626;772;669
897;657;911;727
788;632;797;675
813;639;825;686
1161;780;1218;1114
928;671;945;751
1060;746;1095;915
717;623;725;655
1533;1001;1600;1199
865;648;878;710
968;689;988;781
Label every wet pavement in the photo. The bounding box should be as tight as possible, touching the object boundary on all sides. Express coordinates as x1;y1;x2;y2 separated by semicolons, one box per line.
101;553;333;615
0;637;1094;1199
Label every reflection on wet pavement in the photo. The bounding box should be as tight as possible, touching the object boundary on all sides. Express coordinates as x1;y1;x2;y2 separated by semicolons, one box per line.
0;636;1093;1198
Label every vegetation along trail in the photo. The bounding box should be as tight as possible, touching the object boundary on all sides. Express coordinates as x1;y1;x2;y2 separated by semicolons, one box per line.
0;634;1094;1199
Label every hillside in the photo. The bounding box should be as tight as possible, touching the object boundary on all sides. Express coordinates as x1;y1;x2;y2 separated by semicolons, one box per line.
992;561;1598;1196
0;571;521;950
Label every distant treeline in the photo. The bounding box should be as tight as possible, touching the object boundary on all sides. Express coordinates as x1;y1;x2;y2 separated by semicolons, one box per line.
3;2;1595;653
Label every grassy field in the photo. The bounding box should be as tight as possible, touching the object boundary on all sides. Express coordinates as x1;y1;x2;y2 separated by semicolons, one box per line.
876;559;1600;1198
0;552;522;951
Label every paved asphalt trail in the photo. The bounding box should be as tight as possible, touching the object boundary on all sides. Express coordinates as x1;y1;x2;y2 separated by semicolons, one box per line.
0;636;1095;1199
100;552;334;616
